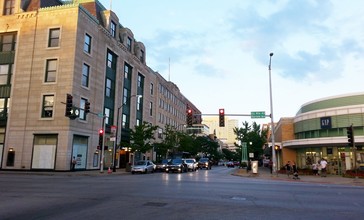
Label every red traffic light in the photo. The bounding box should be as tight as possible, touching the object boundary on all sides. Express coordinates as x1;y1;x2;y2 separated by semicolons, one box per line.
99;129;104;134
219;108;225;127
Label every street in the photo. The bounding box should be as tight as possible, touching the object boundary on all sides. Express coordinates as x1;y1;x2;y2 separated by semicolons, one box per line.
1;166;364;220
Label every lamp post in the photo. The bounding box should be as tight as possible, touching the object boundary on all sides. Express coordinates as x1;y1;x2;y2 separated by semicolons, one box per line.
112;94;142;172
268;52;277;175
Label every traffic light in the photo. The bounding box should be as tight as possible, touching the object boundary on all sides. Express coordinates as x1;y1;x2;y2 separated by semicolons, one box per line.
347;125;354;147
85;101;90;114
65;94;73;117
186;108;193;127
219;108;225;127
98;129;104;148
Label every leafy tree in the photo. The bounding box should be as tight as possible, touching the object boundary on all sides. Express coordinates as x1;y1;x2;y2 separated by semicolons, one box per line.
130;121;158;153
178;132;197;156
234;121;267;161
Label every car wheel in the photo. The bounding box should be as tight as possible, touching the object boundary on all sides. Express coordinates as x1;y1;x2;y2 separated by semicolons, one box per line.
132;171;135;174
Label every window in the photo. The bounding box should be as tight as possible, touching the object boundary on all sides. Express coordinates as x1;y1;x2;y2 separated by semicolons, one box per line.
150;83;154;95
48;28;60;47
137;73;144;88
82;63;90;87
149;102;153;116
140;50;144;62
110;21;116;37
126;37;132;52
84;33;92;53
1;33;16;51
44;59;57;82
137;95;142;111
107;52;116;69
79;98;87;120
106;78;112;97
105;108;111;125
124;63;132;79
3;0;15;15
42;95;54;118
123;88;129;105
0;64;9;85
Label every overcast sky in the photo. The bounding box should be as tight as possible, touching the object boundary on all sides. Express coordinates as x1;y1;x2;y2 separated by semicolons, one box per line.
99;0;364;125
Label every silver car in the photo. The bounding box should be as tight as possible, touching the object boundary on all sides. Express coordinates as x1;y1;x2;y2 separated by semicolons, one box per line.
131;160;156;174
184;158;197;171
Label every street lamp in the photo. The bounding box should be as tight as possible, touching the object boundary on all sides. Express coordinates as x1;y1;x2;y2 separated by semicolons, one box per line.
112;94;142;172
268;52;277;175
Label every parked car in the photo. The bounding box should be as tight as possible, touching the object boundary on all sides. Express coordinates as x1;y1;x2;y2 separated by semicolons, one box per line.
131;160;156;174
155;159;170;172
165;159;188;173
198;158;212;170
226;161;235;168
183;158;198;171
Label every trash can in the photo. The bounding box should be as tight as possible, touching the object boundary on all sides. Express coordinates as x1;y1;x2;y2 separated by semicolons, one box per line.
252;161;258;174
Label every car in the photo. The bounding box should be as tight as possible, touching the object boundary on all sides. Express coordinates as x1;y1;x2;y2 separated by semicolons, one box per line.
131;160;156;174
165;158;188;173
183;158;198;171
226;161;235;168
155;159;170;172
198;158;212;170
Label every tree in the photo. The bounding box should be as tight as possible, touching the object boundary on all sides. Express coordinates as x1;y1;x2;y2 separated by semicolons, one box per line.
129;121;158;153
234;121;268;161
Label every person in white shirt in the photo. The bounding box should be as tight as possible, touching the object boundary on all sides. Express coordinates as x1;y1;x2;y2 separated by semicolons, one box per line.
320;159;328;177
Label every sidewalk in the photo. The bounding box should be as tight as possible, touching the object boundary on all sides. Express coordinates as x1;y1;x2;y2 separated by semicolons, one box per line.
0;168;129;176
232;167;364;187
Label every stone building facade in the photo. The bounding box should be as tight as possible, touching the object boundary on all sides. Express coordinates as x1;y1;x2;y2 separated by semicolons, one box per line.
0;0;200;171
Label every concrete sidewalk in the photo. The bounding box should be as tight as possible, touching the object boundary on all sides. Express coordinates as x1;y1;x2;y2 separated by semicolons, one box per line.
232;167;364;187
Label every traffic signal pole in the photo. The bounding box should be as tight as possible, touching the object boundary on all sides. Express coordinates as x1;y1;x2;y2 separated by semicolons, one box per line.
100;115;106;173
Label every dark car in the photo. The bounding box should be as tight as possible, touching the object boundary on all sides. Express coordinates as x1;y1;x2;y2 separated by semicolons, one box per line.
226;161;235;168
198;158;212;170
165;159;188;173
155;159;170;172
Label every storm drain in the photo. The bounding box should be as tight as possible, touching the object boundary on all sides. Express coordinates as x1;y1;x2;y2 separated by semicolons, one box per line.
143;202;167;207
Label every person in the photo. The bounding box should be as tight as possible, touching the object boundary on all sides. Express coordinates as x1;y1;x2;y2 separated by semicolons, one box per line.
71;156;77;171
312;162;319;176
320;158;328;177
285;161;292;177
268;159;273;174
292;161;300;180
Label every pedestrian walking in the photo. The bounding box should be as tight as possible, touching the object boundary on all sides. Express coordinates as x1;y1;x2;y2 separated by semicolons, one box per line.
285;161;292;177
292;161;300;180
71;156;77;171
312;162;319;176
320;158;328;177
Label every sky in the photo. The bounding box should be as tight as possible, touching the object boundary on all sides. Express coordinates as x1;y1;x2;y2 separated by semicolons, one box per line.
99;0;364;126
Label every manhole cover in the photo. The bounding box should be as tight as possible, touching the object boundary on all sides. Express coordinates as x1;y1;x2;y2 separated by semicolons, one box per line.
231;196;247;201
143;202;167;207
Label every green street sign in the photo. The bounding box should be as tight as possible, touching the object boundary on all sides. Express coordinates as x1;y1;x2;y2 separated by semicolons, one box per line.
251;111;266;118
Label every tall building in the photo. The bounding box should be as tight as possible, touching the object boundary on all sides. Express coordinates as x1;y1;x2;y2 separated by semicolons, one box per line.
0;0;200;171
202;116;238;150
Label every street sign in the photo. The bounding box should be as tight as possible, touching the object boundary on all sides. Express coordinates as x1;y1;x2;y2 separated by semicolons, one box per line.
251;111;266;118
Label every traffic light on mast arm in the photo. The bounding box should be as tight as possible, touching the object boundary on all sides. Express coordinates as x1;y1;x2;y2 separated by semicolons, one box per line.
98;129;104;147
65;94;73;117
347;125;354;147
219;108;225;127
85;101;90;114
187;108;193;127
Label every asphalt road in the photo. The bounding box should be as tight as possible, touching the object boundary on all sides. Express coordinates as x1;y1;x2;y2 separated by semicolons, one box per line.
1;167;364;220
